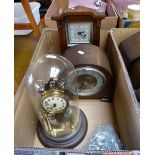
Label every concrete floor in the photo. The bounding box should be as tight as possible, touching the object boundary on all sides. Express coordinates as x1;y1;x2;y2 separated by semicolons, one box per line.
14;19;46;87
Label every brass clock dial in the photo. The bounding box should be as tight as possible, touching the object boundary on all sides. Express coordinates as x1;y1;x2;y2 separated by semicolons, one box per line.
41;96;68;114
38;78;69;115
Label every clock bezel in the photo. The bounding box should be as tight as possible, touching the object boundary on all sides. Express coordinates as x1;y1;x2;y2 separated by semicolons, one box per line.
65;66;107;97
74;65;113;99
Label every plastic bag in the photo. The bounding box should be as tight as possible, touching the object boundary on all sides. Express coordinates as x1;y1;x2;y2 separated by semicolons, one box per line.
87;124;123;150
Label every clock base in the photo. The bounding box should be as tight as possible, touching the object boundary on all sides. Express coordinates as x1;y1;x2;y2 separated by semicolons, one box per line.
37;109;88;148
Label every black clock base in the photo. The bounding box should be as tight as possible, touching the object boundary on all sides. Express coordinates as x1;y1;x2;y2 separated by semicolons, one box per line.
37;109;88;148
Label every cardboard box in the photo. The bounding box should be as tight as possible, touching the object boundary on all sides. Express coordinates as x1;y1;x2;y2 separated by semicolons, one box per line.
108;28;140;104
14;28;140;154
111;2;140;28
44;0;118;30
108;28;140;151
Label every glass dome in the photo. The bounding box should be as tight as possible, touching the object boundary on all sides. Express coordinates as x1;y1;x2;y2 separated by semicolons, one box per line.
25;54;87;148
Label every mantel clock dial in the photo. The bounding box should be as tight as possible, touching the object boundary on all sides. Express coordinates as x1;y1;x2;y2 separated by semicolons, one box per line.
67;22;92;46
66;67;107;97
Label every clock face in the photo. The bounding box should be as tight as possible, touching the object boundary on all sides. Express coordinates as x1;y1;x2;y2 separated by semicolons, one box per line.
67;22;92;46
66;67;106;96
41;96;68;114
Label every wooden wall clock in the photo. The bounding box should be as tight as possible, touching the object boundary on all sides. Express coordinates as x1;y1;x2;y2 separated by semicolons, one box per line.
51;6;105;52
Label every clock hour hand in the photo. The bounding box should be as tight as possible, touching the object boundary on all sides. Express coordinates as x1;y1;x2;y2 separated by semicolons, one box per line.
81;82;87;90
77;31;87;39
80;81;93;90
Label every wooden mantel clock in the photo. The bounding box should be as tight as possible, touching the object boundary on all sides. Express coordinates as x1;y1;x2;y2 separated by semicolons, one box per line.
51;6;105;51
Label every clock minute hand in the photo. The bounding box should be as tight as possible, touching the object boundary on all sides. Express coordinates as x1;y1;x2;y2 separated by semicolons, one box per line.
81;81;92;90
77;31;87;39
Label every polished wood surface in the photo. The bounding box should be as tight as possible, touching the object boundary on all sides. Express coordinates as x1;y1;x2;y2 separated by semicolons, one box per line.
14;0;41;39
63;44;111;72
118;32;140;69
118;32;140;102
129;58;140;90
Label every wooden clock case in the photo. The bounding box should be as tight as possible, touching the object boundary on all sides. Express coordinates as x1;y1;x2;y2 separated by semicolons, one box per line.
50;6;105;51
63;44;114;100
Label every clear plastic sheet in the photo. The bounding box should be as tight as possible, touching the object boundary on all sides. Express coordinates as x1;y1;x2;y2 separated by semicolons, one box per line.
87;124;123;150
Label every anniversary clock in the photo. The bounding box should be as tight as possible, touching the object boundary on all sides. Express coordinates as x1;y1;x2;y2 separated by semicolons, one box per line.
63;44;114;100
26;54;87;148
51;5;105;51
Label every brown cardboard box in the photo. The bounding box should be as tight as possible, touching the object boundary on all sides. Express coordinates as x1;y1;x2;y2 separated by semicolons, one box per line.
14;28;140;153
44;0;118;30
109;28;140;102
108;28;140;149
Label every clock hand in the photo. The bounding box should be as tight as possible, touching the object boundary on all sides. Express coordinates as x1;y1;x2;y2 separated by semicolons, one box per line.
81;82;87;90
81;81;93;90
84;82;93;89
79;80;86;90
77;31;84;35
77;31;87;39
